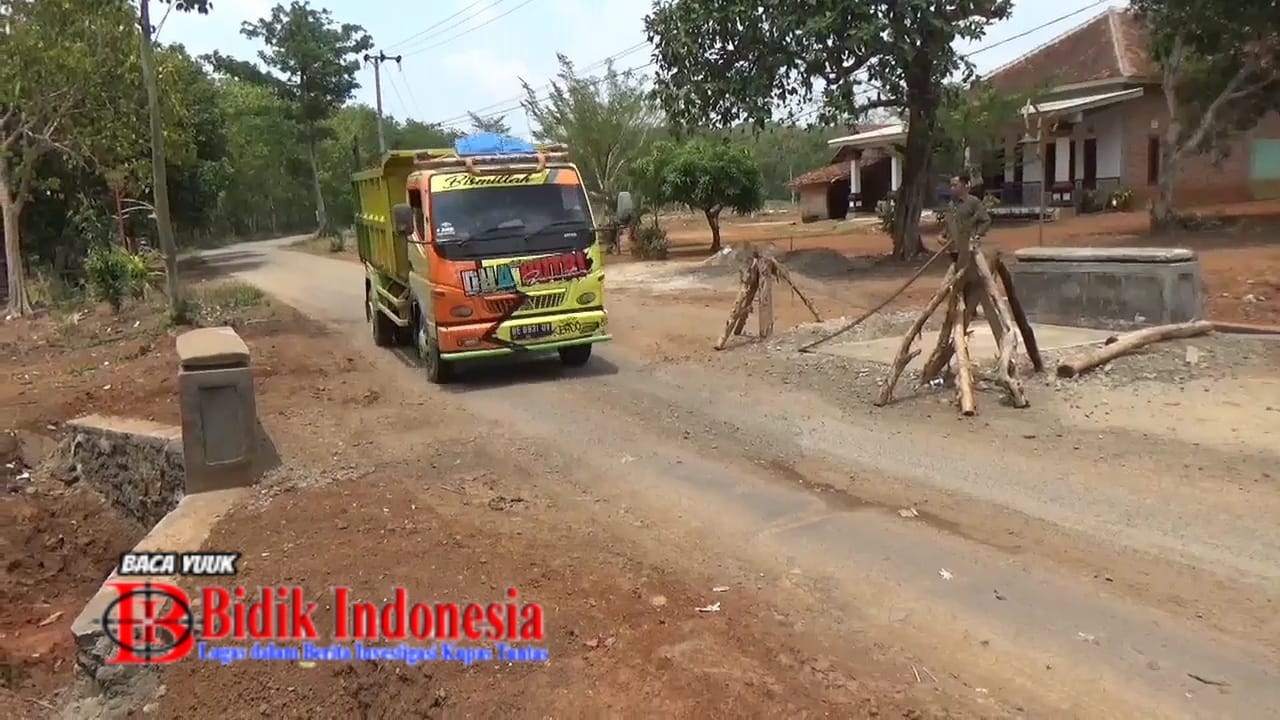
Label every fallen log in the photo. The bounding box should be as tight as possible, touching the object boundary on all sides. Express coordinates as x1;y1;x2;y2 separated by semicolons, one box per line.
1056;320;1215;378
1211;320;1280;335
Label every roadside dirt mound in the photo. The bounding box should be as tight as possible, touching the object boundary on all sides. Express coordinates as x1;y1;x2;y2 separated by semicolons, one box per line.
699;241;781;275
777;248;863;279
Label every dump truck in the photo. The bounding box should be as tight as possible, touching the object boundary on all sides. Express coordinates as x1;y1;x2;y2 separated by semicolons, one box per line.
352;133;633;383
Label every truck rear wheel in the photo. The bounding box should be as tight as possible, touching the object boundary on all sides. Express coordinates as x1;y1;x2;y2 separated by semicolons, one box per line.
416;309;454;384
558;344;592;367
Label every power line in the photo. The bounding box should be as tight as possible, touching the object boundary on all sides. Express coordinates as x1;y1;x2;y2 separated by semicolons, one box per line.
429;0;1109;130
436;61;656;129
384;0;494;51
402;0;538;58
433;42;651;125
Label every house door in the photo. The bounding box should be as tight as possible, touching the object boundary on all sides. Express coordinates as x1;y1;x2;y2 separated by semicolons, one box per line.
1083;138;1098;189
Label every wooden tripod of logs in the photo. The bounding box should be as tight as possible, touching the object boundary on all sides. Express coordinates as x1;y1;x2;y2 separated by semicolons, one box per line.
715;253;822;350
875;237;1043;416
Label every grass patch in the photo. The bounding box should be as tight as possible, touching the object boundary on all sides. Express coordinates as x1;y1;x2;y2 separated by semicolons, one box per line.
197;281;265;310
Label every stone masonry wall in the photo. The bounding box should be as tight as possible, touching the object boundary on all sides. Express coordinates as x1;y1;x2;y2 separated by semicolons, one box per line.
55;415;185;528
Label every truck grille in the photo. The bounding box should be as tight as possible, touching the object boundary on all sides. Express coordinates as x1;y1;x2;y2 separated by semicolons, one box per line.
484;291;566;315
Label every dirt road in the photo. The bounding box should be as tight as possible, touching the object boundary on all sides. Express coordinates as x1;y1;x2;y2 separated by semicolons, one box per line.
195;237;1280;718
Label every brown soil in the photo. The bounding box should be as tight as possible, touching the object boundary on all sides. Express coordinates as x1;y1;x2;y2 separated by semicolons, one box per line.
285;235;360;264
2;274;968;717
0;281;347;711
604;200;1280;360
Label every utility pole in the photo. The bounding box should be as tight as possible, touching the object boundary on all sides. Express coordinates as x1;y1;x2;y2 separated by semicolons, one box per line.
363;51;402;154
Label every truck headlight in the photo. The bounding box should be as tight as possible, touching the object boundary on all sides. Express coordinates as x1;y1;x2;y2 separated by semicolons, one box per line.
576;292;596;305
451;306;473;318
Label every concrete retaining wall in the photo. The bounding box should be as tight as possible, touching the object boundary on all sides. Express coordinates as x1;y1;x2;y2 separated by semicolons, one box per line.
57;415;185;528
1005;247;1205;331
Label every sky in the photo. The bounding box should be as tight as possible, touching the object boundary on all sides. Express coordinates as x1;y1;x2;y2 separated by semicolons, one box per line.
161;0;1124;137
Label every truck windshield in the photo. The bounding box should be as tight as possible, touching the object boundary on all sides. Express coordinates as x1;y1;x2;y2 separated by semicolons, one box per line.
430;183;593;260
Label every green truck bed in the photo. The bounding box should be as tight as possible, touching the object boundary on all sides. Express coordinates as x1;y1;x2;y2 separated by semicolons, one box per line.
351;151;421;281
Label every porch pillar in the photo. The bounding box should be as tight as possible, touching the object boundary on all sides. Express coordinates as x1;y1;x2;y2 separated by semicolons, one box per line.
848;152;861;211
1003;138;1014;181
1054;136;1070;183
890;152;902;192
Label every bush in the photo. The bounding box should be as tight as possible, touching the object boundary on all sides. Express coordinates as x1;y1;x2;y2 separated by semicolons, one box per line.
630;224;669;260
1107;187;1133;211
84;246;150;311
875;199;895;233
329;233;346;253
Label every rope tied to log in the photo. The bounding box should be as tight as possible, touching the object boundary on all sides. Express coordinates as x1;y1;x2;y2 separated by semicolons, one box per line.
796;244;950;354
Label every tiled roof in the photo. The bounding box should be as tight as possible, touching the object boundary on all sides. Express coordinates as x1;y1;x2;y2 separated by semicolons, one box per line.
984;8;1158;96
789;163;850;188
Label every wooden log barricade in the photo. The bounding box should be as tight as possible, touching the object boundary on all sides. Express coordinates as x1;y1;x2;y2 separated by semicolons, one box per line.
875;216;1042;417
714;252;822;351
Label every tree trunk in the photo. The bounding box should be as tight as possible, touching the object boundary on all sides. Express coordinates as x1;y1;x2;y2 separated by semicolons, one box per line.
307;137;331;237
1;166;31;316
138;0;183;321
1150;122;1180;233
705;207;723;253
891;86;937;260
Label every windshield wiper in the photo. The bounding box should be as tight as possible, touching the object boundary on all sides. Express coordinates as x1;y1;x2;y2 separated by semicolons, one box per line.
525;219;589;238
454;222;526;247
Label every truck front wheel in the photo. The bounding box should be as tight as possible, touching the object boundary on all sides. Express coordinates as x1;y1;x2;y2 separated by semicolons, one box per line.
558;344;592;367
416;309;454;384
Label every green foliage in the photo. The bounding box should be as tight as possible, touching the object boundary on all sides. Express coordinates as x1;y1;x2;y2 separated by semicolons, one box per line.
630;225;670;260
875;199;896;233
208;0;372;234
1107;187;1134;212
521;55;660;211
84;246;150;311
632;139;765;252
467;112;512;135
328;234;346;253
644;0;1011;258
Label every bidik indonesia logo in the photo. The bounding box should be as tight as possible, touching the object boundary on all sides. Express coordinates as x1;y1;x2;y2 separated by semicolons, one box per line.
101;552;548;666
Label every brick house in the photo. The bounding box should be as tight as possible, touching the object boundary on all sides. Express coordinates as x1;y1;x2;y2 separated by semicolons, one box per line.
825;7;1280;213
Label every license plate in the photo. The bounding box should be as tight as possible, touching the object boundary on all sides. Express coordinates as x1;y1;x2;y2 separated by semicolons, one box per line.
511;323;553;341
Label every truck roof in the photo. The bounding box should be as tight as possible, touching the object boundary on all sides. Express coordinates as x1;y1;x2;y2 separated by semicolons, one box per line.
352;144;572;183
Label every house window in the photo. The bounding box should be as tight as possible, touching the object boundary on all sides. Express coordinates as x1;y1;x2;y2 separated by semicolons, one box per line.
1147;137;1161;185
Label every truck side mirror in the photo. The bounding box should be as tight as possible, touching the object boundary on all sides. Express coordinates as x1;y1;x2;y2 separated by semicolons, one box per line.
392;204;414;237
615;192;634;225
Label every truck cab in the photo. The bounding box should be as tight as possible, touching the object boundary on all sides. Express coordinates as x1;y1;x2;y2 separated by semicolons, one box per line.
354;134;625;383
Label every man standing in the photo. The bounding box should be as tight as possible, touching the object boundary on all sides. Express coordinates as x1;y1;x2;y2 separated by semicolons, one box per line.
947;175;991;257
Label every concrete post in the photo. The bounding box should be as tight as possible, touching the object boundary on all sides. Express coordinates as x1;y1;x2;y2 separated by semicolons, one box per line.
175;326;258;494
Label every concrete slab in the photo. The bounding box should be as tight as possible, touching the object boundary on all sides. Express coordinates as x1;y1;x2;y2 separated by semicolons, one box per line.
1014;246;1196;263
70;488;247;655
175;326;250;369
818;322;1115;372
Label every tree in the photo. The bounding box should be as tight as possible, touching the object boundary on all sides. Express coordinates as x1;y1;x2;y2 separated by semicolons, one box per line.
467;111;511;135
211;1;372;236
644;0;1011;259
521;54;660;212
0;0;139;316
934;81;1035;179
138;0;218;320
644;139;765;253
1131;0;1280;231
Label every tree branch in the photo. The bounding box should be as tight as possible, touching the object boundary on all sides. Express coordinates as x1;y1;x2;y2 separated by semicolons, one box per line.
1179;61;1253;155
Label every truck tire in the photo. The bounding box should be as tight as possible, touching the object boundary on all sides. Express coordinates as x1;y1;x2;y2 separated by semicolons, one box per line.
416;309;454;384
558;344;592;367
369;291;397;347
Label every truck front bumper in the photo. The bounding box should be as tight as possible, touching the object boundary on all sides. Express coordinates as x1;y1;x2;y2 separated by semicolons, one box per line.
438;308;610;360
